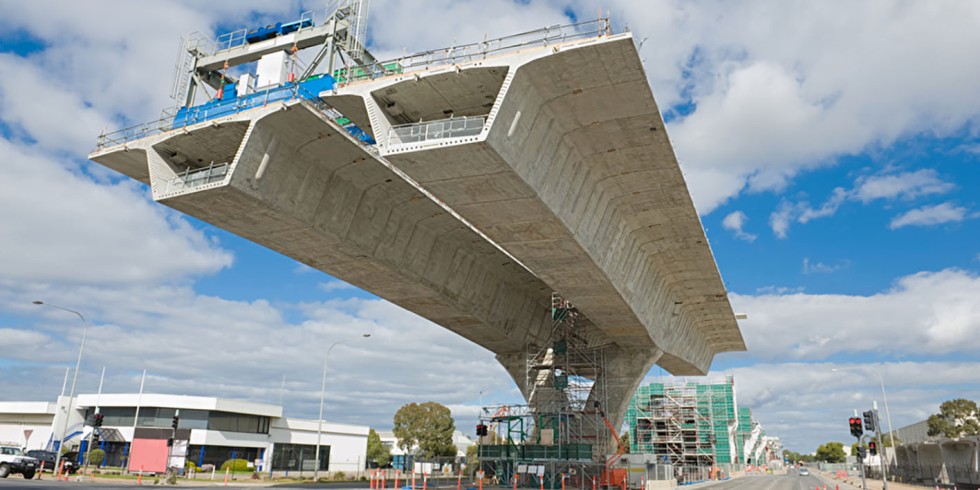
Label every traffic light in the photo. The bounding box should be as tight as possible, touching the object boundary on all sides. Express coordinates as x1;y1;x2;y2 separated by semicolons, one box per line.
172;414;180;430
857;446;867;459
868;441;878;456
92;430;100;445
476;424;488;436
93;413;104;428
848;417;863;437
863;410;876;432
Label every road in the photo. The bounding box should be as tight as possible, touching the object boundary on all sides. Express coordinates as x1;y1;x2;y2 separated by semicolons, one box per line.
701;473;837;490
0;474;835;490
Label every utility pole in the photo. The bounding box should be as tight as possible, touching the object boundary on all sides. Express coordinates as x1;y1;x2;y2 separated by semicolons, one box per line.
858;438;868;490
167;410;180;482
873;402;889;490
83;366;106;474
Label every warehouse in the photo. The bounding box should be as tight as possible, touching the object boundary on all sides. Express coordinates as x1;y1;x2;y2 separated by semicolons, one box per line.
0;393;368;475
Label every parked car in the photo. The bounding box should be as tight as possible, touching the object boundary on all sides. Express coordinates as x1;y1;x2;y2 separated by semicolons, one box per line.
25;450;78;474
0;445;38;479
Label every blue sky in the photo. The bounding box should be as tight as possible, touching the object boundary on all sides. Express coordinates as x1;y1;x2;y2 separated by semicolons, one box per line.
0;0;978;453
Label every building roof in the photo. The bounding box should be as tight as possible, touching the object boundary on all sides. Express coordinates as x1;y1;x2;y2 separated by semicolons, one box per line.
75;393;282;418
0;402;56;415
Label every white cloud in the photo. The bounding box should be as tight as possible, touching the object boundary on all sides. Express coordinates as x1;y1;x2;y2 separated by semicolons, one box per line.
769;202;794;239
716;361;980;450
731;268;980;359
854;169;956;203
768;168;956;237
597;0;980;213
721;210;756;242
0;281;518;426
0;139;233;284
889;202;969;229
802;258;843;275
319;280;357;293
798;187;848;224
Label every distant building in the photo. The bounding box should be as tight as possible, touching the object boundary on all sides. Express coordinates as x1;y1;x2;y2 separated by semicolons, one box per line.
625;376;779;470
0;393;368;475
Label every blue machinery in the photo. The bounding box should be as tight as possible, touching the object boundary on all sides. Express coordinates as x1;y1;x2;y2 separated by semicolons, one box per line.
169;3;377;144
170;73;376;145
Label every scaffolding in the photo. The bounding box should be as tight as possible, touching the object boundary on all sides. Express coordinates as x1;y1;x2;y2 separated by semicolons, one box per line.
627;377;739;473
478;294;612;489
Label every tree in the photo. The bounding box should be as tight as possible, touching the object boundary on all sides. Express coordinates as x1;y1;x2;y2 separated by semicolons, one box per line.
783;449;816;464
86;448;107;468
619;432;631;453
367;428;391;468
393;402;457;458
927;399;980;438
465;444;479;478
814;442;845;463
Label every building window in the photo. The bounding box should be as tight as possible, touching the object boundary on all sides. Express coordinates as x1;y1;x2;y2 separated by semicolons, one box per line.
271;444;329;471
207;411;270;434
84;407;136;427
187;445;261;468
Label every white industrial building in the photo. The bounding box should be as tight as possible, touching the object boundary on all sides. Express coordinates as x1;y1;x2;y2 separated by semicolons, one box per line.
0;393;368;475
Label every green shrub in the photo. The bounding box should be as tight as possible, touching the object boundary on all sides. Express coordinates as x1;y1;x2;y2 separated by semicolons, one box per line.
220;459;251;472
333;471;346;480
87;449;107;467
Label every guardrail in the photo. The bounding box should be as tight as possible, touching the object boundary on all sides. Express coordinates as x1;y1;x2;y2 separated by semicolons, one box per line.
163;162;229;195
96;82;376;150
97;84;324;150
388;115;486;146
340;17;612;84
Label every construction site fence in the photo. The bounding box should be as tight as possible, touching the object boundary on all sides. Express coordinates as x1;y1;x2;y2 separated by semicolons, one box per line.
479;444;594;461
673;463;746;485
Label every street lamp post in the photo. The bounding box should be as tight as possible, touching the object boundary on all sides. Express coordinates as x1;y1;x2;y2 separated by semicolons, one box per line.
33;301;89;478
314;333;371;482
832;367;898;461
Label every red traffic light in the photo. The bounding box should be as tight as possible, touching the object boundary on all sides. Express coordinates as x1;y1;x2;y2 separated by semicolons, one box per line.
869;441;878;456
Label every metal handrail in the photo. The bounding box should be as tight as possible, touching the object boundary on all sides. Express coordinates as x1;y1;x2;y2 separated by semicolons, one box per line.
387;115;487;146
96;18;611;150
340;17;612;84
96;82;373;151
163;161;230;194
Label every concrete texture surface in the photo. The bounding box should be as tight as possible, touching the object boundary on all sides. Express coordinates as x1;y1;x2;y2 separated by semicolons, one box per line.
89;30;744;434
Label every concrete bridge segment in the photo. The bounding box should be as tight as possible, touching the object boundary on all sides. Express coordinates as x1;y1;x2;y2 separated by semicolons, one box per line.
89;29;744;435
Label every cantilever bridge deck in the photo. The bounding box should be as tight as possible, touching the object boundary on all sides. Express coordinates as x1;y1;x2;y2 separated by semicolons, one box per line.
89;22;745;432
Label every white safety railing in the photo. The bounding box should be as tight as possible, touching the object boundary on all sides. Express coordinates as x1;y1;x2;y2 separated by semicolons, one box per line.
341;17;612;84
387;115;486;146
164;162;230;195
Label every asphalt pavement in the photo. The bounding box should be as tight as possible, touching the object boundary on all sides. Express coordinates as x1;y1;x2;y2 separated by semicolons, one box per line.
5;472;917;490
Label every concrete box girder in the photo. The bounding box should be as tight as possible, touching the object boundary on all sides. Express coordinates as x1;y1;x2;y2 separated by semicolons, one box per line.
380;34;745;375
89;30;744;437
90;101;618;357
